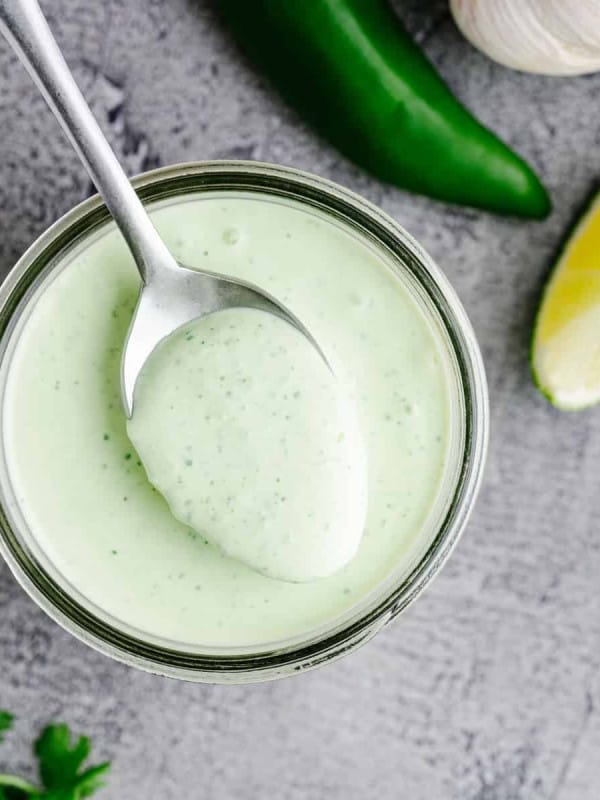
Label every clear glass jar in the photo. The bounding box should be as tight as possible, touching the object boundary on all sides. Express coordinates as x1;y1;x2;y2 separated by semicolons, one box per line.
0;162;488;683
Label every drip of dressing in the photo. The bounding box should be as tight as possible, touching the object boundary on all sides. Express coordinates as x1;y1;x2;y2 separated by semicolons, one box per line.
127;309;368;582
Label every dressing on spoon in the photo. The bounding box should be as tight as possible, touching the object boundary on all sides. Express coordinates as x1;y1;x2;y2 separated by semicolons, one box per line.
127;309;368;583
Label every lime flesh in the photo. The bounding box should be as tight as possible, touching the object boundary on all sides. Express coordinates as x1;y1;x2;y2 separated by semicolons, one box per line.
532;190;600;410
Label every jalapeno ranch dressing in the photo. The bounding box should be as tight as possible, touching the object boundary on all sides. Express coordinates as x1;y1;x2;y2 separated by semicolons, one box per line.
127;309;368;583
2;192;456;648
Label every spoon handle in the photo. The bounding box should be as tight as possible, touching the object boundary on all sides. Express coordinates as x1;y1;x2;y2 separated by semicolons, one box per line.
0;0;174;282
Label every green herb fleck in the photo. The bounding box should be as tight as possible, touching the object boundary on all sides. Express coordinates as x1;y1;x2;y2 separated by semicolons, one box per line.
102;434;109;441
124;453;132;461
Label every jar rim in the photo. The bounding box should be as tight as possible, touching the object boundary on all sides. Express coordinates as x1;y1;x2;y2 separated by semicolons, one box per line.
0;160;488;683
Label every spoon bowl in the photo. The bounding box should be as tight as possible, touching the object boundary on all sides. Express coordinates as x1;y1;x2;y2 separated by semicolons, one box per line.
122;259;326;416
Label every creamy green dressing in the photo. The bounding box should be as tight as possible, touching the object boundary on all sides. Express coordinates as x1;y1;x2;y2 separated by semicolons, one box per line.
2;192;458;648
127;309;368;582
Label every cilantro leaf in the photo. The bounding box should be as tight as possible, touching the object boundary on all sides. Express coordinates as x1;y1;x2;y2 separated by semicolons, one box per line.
0;778;36;800
66;764;109;799
0;788;29;800
34;726;88;791
0;719;109;800
34;725;109;800
0;712;14;743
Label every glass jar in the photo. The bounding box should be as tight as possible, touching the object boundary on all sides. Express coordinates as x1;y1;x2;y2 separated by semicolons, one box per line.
0;162;488;683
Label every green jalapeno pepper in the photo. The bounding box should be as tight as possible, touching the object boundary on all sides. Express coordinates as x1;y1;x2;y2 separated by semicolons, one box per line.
218;0;550;218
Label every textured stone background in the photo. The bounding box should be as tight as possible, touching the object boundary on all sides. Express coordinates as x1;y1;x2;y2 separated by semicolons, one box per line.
1;1;600;797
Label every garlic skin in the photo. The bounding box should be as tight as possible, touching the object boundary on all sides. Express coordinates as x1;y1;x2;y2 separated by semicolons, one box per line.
450;0;600;76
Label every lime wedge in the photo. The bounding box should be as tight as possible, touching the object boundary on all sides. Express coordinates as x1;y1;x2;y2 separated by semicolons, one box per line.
532;190;600;410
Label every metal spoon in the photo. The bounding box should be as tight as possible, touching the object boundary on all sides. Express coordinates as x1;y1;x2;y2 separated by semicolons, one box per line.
0;0;325;416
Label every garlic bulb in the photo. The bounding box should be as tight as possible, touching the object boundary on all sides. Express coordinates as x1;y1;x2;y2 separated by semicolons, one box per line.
450;0;600;76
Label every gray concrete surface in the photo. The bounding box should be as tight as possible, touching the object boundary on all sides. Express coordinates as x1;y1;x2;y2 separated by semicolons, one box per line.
1;1;600;797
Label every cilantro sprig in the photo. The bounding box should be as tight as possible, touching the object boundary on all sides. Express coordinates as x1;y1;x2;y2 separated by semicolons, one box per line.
0;714;13;744
0;712;109;800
